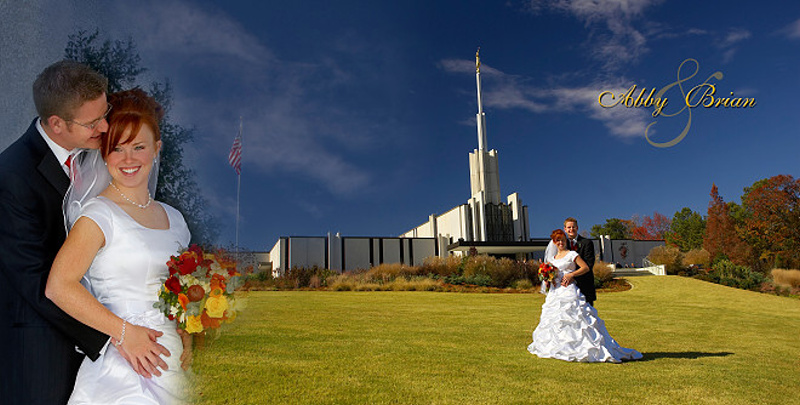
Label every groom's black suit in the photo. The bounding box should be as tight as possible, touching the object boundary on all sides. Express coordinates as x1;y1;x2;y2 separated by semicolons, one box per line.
573;235;597;304
0;120;108;404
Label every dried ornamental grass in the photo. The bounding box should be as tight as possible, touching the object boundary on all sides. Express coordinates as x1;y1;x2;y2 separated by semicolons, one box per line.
771;268;800;288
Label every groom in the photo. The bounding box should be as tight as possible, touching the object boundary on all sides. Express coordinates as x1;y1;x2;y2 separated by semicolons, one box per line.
0;60;169;404
544;217;597;306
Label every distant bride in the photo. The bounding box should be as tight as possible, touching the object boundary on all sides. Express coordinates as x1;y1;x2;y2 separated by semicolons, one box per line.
528;229;642;363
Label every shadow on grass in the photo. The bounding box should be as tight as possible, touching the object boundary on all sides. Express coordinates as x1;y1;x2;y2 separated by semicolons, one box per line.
638;351;734;361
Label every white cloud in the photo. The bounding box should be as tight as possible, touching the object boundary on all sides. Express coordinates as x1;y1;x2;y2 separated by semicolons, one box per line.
528;0;663;71
715;28;751;63
110;1;373;196
781;18;800;39
721;28;751;47
440;59;649;138
116;2;272;64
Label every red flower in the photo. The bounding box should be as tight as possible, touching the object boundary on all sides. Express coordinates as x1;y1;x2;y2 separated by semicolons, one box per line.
171;251;200;276
165;275;182;294
188;244;204;257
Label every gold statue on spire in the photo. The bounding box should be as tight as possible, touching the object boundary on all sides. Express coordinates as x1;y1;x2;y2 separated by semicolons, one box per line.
475;47;481;73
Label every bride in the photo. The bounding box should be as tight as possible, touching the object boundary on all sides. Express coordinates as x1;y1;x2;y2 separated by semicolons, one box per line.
46;88;192;403
528;229;642;363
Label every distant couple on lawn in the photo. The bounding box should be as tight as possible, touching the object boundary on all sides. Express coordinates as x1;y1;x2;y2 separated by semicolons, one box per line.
528;217;642;363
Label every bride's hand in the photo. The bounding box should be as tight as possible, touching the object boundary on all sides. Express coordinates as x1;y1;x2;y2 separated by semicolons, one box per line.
119;324;172;378
561;273;573;287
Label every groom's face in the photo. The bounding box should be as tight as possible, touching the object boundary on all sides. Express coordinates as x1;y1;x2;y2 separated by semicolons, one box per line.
564;221;578;239
52;94;109;151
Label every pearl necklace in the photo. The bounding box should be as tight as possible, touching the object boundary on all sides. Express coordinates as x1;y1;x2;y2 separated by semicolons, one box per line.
109;182;152;209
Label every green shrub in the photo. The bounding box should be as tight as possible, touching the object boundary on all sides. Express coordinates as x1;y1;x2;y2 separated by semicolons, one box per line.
698;260;767;291
248;271;272;282
442;273;492;287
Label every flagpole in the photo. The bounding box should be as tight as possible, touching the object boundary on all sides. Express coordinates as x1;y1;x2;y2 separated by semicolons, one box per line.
235;116;242;254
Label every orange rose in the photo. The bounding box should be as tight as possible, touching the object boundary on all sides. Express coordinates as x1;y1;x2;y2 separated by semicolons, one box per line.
178;293;189;311
210;273;227;292
200;310;224;329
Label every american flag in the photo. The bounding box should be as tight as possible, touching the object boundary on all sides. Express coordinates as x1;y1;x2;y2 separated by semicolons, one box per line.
228;135;242;175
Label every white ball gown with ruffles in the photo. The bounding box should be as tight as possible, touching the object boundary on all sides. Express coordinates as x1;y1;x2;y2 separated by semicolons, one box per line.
68;196;191;404
528;250;642;363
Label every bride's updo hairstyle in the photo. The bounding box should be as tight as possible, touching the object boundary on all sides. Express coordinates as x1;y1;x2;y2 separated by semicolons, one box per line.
550;229;567;242
102;88;164;158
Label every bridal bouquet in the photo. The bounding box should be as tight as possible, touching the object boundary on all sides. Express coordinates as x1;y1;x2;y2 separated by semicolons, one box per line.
155;245;244;334
538;262;557;284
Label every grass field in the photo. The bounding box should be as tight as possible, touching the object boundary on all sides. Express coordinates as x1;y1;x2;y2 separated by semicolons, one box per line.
192;276;800;404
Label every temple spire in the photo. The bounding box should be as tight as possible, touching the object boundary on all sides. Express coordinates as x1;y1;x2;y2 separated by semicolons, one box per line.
475;47;487;151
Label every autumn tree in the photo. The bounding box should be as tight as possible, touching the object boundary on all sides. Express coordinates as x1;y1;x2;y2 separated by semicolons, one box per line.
630;212;671;240
590;218;633;239
665;207;706;251
739;175;800;269
703;184;751;266
65;30;217;244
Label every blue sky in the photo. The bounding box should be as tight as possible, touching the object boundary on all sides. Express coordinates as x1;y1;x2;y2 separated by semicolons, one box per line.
1;1;799;250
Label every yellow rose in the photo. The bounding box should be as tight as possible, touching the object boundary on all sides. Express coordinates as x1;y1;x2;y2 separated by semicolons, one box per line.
185;315;203;334
205;295;229;318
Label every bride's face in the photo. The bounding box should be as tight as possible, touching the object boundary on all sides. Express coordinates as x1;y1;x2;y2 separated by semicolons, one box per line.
105;124;161;190
554;237;567;250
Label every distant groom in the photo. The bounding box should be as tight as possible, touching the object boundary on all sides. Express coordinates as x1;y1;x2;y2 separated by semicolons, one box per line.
544;217;596;306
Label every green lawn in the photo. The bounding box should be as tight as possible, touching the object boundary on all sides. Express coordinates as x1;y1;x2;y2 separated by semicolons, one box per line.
192;276;800;404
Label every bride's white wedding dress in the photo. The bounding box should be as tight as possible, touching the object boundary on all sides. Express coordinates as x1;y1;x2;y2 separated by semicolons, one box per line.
528;250;642;363
68;196;191;404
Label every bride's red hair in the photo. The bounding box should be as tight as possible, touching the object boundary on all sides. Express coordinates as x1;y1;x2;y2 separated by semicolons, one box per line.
550;229;567;242
102;88;163;158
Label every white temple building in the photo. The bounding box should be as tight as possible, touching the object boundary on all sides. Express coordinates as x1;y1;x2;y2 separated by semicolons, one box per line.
265;50;662;275
267;50;542;275
401;49;537;258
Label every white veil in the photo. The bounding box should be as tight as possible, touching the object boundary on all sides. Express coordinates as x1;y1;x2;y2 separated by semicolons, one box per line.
63;148;160;231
